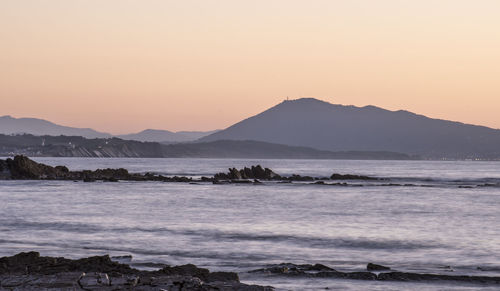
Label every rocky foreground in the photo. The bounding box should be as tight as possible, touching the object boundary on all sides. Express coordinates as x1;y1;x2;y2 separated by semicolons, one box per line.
2;253;500;290
0;155;375;183
0;252;272;290
250;263;500;285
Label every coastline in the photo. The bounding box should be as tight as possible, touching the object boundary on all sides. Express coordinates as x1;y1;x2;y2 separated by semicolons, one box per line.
2;252;500;290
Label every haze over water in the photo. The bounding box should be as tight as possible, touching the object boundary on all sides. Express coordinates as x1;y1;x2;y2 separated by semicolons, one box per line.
2;158;500;290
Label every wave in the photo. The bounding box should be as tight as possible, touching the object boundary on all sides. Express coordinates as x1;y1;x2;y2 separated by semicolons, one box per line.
0;219;442;251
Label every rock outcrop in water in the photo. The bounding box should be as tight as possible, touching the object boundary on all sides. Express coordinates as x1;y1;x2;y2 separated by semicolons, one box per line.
250;263;500;285
214;165;281;181
330;173;378;180
0;155;381;185
366;263;391;271
0;252;272;290
0;155;194;182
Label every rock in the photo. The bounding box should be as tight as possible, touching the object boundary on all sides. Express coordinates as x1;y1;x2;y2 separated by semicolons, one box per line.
78;272;110;289
206;271;240;283
0;272;82;289
330;173;377;180
0;252;134;275
214;165;282;181
249;262;500;285
0;252;272;290
108;274;139;287
286;174;314;181
367;263;391;271
6;155;67;179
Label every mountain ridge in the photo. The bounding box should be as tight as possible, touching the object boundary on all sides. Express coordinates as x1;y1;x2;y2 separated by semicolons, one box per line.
200;98;500;159
0;115;217;143
0;134;414;160
0;115;111;139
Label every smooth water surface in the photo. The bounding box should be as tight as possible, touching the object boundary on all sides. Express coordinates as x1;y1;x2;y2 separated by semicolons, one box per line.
1;158;500;290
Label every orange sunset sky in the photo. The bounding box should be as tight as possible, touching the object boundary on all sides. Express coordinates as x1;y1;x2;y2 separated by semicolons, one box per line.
1;0;499;134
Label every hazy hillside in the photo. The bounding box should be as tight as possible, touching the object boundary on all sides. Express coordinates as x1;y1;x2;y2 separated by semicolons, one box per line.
162;140;413;159
0;134;413;160
0;115;111;138
117;129;218;143
0;134;163;158
0;115;218;143
200;98;500;159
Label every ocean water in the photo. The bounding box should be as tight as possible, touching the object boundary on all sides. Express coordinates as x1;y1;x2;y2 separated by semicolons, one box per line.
1;157;500;290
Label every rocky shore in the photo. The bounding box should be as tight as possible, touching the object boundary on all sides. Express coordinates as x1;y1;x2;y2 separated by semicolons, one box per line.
2;253;500;290
0;155;377;183
249;262;500;285
0;252;272;290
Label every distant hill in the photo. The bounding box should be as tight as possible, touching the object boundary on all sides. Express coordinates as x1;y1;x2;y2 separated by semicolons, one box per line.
0;115;111;139
0;134;414;159
0;134;163;158
162;140;413;159
117;129;218;143
0;115;218;143
175;130;220;141
200;98;500;159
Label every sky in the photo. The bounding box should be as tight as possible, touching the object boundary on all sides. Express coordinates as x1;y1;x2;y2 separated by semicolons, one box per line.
0;0;499;134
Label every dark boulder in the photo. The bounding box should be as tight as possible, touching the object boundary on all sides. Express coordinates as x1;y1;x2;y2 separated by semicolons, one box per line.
0;252;134;275
214;165;281;181
331;173;377;180
286;174;314;181
0;252;271;290
367;263;391;271
6;155;67;180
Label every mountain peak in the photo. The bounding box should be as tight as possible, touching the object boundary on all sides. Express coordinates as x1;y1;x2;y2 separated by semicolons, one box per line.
200;98;500;159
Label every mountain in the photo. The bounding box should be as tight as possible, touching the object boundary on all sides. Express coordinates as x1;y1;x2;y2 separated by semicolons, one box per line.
0;134;414;159
175;130;220;141
0;115;218;143
117;129;219;143
0;115;111;138
200;98;500;159
162;140;413;159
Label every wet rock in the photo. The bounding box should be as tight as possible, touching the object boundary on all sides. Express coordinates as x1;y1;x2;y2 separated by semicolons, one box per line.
308;264;335;271
250;263;334;275
376;271;500;283
315;271;377;280
159;264;210;280
313;181;325;185
0;252;272;290
214;165;281;181
367;263;391;271
206;271;240;283
330;173;377;180
249;263;500;285
286;174;314;181
0;272;82;289
109;274;139;287
6;155;67;179
78;272;111;289
0;252;134;275
231;179;253;184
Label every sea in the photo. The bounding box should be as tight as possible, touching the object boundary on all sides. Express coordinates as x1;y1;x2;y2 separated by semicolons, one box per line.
1;158;500;290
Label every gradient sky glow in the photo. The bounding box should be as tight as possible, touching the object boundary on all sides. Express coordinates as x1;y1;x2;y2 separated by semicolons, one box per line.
1;0;499;134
